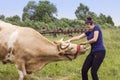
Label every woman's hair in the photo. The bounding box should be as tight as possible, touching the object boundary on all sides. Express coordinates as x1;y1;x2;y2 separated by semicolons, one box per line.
85;16;94;25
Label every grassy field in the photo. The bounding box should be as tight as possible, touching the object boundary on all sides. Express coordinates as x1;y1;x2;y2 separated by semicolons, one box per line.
0;28;120;80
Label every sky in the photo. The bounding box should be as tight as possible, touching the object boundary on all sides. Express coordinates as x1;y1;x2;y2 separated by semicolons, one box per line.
0;0;120;26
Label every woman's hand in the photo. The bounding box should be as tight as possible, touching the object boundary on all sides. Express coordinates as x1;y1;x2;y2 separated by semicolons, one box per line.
80;41;87;45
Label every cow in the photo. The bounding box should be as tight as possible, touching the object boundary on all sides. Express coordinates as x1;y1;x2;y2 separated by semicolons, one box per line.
0;20;89;80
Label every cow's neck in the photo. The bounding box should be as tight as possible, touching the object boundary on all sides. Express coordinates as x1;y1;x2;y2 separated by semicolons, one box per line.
38;34;59;55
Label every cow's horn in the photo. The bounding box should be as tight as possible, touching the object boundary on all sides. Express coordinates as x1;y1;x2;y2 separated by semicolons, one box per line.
60;37;65;41
60;43;70;50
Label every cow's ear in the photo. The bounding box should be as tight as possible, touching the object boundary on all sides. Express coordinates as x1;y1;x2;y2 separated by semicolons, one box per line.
54;41;62;51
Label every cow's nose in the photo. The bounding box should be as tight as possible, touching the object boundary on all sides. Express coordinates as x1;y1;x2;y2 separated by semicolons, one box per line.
84;46;86;49
82;45;86;49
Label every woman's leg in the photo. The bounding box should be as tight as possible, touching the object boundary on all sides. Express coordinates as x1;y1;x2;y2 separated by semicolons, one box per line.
91;51;106;80
82;53;93;80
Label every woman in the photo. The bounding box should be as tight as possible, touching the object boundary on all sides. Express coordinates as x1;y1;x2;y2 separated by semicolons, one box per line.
67;16;106;80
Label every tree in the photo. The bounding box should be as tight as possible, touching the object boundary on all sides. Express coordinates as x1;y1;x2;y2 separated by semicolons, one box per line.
0;15;5;20
70;19;84;28
98;14;115;27
22;1;37;21
106;16;114;26
42;12;52;23
60;18;72;27
34;1;57;22
22;1;57;22
5;15;21;24
75;3;89;20
99;13;107;24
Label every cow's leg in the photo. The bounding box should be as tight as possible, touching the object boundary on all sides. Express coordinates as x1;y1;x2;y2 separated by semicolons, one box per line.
17;69;24;80
15;62;27;80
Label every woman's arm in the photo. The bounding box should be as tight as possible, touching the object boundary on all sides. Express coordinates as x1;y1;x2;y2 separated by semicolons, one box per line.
80;31;99;45
67;33;86;42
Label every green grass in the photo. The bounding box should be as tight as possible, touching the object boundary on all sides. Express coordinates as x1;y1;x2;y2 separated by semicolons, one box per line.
0;29;120;80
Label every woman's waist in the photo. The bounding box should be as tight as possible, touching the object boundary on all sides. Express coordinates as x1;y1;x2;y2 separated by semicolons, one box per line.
91;45;105;52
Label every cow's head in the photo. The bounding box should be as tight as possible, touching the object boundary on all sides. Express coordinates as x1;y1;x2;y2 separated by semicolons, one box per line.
54;38;90;60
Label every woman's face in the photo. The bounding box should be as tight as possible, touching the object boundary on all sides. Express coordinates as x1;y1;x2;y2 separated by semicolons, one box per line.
85;24;94;31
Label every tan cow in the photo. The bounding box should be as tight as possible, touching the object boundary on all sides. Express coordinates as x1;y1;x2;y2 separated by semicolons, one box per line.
0;20;89;80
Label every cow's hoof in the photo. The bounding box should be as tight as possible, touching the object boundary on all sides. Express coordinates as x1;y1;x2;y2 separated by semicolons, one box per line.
2;59;13;64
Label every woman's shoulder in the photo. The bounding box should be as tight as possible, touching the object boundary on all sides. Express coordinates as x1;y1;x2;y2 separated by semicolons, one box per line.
94;25;101;31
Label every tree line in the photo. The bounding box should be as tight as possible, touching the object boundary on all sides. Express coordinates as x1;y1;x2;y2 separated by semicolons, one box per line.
0;1;118;31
